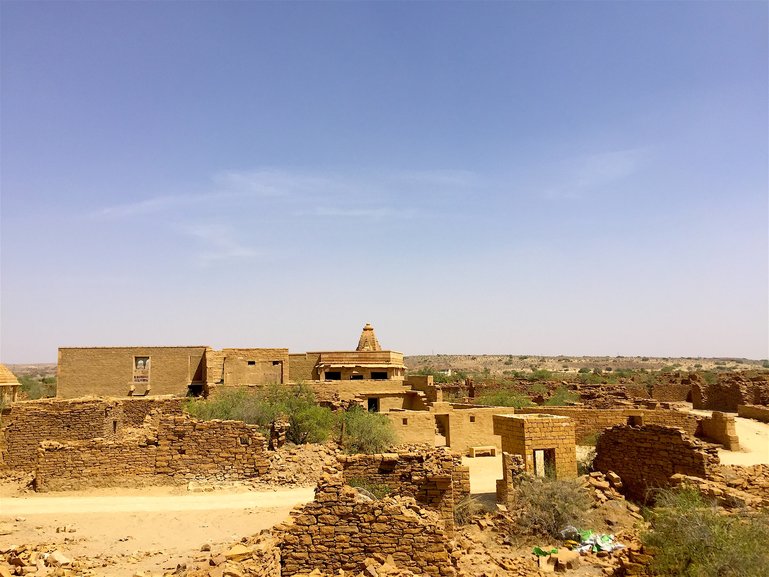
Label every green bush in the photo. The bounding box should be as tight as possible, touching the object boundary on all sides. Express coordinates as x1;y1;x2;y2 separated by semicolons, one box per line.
185;384;335;444
340;406;397;454
511;476;592;538
543;386;579;406
475;389;532;408
577;367;591;374
18;376;56;400
528;369;552;381
347;477;392;499
643;488;769;577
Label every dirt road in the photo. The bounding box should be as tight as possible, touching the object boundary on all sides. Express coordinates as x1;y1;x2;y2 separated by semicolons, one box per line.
0;486;314;576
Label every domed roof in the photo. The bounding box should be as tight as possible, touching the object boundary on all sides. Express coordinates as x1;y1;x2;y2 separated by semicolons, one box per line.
356;323;382;352
0;363;20;385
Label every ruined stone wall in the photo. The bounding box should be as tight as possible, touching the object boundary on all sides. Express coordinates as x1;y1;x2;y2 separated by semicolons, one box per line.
339;451;469;535
0;397;188;472
155;415;269;481
119;397;185;427
58;346;207;398
516;406;699;443
594;425;719;501
700;412;739;450
0;399;118;471
276;476;455;577
33;415;270;490
692;376;769;411
650;383;692;402
35;437;157;491
738;404;769;423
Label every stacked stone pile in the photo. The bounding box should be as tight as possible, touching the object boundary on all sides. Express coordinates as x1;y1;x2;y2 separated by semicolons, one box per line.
274;474;456;577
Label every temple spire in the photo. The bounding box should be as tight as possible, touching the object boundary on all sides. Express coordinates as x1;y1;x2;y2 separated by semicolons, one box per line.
356;323;382;352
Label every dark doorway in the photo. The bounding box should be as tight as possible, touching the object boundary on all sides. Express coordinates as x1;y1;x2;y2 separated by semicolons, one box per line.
533;448;557;478
371;372;388;380
325;371;342;381
367;397;380;412
351;374;364;380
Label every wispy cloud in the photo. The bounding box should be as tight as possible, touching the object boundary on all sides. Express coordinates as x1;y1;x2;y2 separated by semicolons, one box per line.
91;166;478;221
543;148;649;200
179;224;267;266
313;207;416;219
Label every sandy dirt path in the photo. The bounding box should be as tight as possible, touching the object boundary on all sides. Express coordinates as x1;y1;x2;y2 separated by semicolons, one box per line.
0;486;314;576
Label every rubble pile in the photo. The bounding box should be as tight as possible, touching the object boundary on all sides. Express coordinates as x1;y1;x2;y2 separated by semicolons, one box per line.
0;543;83;577
250;443;339;488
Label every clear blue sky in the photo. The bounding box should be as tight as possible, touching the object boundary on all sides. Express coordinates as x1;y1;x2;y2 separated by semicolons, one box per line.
1;1;767;363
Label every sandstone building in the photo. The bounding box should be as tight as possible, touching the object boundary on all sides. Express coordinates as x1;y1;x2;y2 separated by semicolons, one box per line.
57;324;404;399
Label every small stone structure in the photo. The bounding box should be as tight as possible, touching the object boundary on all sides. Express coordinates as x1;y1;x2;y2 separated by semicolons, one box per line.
339;450;470;535
0;364;20;405
593;424;719;501
492;414;577;479
275;475;456;577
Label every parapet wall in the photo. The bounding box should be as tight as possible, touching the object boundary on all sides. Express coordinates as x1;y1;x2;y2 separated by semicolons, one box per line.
34;415;269;491
594;425;719;501
339;450;470;535
275;476;455;577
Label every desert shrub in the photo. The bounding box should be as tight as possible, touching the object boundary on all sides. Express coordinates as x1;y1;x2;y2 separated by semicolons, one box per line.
512;476;591;538
762;360;769;369
528;369;552;381
475;389;532;408
347;477;392;499
578;432;598;446
185;383;335;444
577;367;590;374
577;448;595;475
643;488;769;577
529;382;548;394
454;495;485;526
18;375;56;400
340;406;396;454
543;386;579;406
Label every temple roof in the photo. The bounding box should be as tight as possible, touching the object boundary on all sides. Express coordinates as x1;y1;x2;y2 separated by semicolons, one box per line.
0;363;20;385
356;323;382;352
